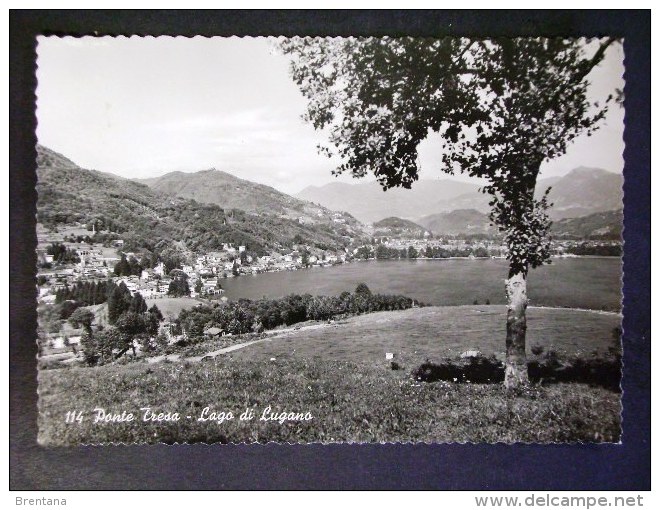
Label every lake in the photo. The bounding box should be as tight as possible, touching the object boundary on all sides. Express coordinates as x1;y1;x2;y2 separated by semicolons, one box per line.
219;258;622;311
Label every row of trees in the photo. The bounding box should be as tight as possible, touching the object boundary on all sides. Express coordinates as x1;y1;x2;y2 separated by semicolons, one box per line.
113;254;144;277
565;243;622;257
54;279;151;316
355;244;495;260
176;283;416;341
55;280;111;306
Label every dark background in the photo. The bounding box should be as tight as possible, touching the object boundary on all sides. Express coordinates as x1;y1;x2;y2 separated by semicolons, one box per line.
10;10;650;490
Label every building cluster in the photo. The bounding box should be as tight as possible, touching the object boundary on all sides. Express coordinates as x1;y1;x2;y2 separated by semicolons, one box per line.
370;236;621;258
377;237;508;255
36;237;353;304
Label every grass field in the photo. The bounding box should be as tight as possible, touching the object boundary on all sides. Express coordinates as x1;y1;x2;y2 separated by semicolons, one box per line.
145;297;205;317
38;356;620;445
229;305;621;366
37;305;622;445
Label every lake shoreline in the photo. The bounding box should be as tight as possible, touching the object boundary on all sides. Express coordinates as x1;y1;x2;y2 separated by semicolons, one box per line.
216;257;622;312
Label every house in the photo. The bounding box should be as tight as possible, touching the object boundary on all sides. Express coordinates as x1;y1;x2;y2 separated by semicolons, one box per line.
203;327;224;338
154;261;166;277
202;280;224;295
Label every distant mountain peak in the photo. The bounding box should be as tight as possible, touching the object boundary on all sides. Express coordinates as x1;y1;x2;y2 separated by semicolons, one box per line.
565;166;615;177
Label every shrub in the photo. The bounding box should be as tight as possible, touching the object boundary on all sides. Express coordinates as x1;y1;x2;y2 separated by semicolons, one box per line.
414;349;621;391
354;282;372;297
531;345;545;356
413;356;503;384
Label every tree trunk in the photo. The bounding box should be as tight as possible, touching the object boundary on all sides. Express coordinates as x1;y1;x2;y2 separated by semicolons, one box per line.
504;268;530;389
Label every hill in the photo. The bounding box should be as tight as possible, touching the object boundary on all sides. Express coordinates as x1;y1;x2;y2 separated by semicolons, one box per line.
539;167;623;220
296;168;623;223
551;209;623;240
372;217;429;239
36;145;367;258
135;169;362;228
416;205;623;240
297;179;481;224
416;209;495;237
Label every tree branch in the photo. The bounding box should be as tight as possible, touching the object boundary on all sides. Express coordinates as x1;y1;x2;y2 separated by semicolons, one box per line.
575;36;619;83
450;40;477;71
548;37;619;109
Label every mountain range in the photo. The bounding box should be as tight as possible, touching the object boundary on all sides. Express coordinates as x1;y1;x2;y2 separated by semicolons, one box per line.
415;207;622;240
36;145;368;258
552;209;623;240
37;144;623;245
417;209;496;237
296;167;623;224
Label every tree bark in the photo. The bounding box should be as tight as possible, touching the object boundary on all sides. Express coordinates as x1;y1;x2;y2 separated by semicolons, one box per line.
504;268;530;389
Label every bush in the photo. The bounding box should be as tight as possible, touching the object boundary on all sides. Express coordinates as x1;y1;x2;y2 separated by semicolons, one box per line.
531;345;545;356
413;349;621;391
413;356;503;384
354;282;372;297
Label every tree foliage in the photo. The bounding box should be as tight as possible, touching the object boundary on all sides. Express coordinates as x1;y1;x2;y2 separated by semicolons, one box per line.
68;308;95;333
114;254;143;277
168;271;191;297
55;280;109;306
45;242;80;265
354;282;372;297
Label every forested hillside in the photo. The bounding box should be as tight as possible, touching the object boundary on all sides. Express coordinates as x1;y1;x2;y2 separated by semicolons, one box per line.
36;145;366;259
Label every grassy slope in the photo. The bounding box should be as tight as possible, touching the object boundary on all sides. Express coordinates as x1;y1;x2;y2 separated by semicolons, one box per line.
230;306;621;364
38;306;621;445
38;357;620;445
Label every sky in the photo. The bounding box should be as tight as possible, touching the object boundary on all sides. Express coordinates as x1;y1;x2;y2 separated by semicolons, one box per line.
36;36;625;195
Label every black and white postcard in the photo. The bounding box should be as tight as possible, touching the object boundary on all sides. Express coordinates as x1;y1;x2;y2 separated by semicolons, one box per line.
33;34;626;445
10;9;650;491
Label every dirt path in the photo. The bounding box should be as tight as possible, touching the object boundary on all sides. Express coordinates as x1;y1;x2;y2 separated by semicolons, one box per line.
145;321;333;364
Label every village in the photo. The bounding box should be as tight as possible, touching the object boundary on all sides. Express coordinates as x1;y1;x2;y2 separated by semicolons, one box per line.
34;223;355;304
36;222;620;307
